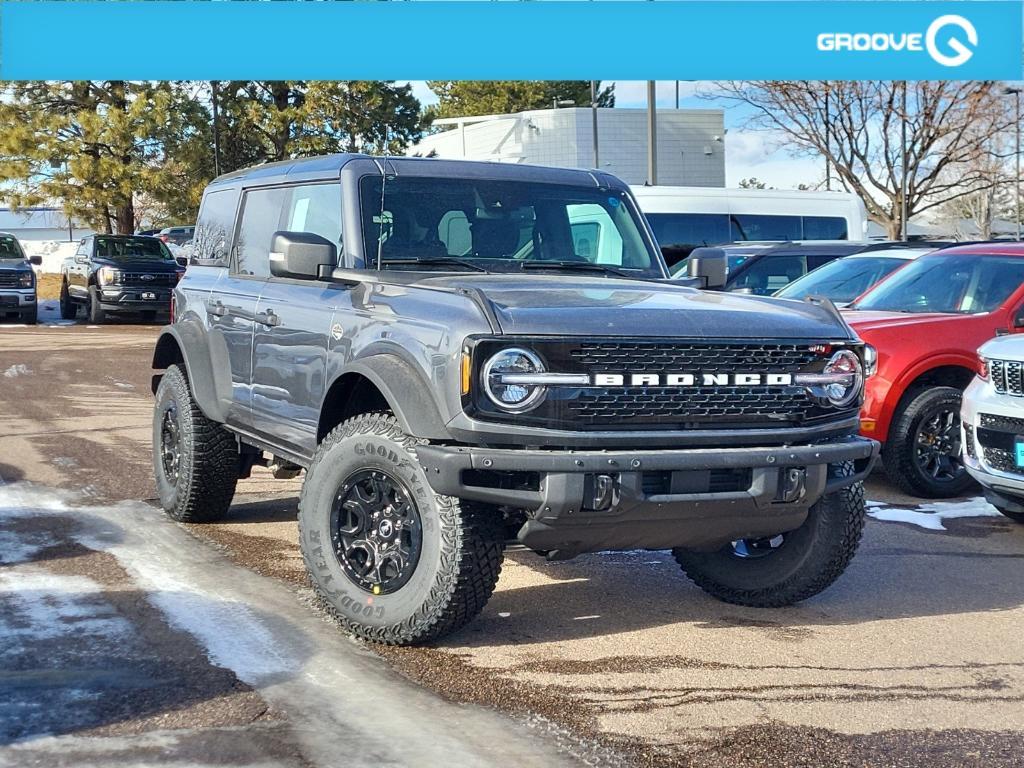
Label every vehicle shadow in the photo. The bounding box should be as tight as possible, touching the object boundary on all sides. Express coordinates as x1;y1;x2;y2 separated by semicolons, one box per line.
227;495;301;525
444;519;1024;647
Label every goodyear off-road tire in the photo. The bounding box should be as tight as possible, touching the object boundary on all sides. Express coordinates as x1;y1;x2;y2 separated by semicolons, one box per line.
673;463;866;607
299;412;504;645
59;281;76;320
152;364;239;523
882;386;974;498
87;286;106;324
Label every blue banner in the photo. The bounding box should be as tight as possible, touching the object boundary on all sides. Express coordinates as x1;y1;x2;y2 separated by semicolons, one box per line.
1;1;1020;80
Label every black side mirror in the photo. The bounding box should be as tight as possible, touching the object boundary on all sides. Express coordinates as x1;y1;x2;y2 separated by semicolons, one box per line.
270;231;337;280
1013;307;1024;328
686;247;728;290
28;255;42;266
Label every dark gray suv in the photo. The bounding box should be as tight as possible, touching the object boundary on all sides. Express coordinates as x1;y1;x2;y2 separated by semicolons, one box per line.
151;155;878;645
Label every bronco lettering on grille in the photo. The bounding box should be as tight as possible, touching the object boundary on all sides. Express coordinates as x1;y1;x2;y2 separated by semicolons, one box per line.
592;373;794;387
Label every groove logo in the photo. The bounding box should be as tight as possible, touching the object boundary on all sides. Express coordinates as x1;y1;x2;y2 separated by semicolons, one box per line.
817;14;978;67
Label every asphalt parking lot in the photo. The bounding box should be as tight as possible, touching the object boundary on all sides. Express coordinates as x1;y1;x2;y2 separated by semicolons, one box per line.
3;305;1024;767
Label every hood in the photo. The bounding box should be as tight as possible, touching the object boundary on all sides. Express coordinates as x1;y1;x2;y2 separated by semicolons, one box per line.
417;274;854;339
842;310;967;336
0;260;31;273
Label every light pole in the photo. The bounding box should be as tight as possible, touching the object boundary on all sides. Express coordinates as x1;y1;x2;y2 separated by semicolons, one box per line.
590;80;600;169
824;84;831;191
900;82;909;241
211;80;222;177
1005;86;1022;241
646;80;658;185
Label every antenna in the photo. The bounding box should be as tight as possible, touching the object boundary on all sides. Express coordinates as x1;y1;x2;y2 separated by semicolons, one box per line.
375;125;391;271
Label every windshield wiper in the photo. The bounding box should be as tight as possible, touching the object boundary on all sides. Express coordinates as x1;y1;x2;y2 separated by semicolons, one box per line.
381;257;488;273
519;261;631;278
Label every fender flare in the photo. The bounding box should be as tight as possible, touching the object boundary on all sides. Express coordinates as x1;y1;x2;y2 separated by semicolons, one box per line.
330;355;452;441
152;325;226;423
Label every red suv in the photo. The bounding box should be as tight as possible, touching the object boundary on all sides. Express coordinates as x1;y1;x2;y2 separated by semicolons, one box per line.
843;243;1024;498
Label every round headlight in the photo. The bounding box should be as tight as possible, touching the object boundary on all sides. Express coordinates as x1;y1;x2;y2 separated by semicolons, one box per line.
482;348;546;412
821;349;863;408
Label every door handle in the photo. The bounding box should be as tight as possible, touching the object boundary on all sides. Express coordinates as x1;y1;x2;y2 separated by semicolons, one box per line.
255;309;281;328
207;301;228;318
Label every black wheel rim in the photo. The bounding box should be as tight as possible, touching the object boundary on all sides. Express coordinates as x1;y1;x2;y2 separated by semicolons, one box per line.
330;469;423;595
160;404;181;484
914;406;964;484
730;534;786;559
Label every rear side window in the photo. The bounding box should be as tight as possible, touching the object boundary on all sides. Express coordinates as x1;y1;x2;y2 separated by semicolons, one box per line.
804;216;848;240
193;189;238;265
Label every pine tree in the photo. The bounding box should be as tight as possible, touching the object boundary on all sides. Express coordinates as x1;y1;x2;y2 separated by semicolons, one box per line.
426;81;614;119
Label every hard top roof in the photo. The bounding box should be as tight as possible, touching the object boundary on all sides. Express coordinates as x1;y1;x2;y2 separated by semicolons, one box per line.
206;153;626;191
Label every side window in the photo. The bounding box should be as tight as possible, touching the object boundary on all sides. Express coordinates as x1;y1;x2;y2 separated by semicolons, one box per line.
803;216;848;240
730;214;802;242
76;240;90;257
283;183;342;249
235;187;287;278
193;188;238;265
732;255;808;295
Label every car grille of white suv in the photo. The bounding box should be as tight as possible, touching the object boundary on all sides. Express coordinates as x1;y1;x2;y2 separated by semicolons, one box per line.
988;359;1024;396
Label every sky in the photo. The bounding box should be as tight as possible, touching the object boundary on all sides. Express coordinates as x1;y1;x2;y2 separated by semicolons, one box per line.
406;80;826;189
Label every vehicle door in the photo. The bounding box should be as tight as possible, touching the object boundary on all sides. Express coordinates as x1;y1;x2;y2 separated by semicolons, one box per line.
251;181;343;459
212;186;278;431
65;238;94;299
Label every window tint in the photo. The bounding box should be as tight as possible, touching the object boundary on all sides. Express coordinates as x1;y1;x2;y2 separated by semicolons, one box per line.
235;187;286;277
283;183;342;249
236;183;341;277
776;256;907;303
0;236;23;259
193;189;238;264
731;255;808;295
646;213;730;266
95;236;173;261
360;177;659;275
804;216;847;239
853;254;1024;314
729;214;802;242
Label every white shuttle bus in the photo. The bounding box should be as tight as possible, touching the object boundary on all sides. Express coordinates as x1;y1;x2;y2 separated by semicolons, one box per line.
631;186;868;266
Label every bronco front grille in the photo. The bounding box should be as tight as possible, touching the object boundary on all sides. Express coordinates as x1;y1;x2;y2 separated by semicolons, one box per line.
569;342;819;371
568;385;817;423
988;359;1024;396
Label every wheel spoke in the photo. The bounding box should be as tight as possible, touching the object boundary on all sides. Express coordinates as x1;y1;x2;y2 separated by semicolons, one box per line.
330;469;423;595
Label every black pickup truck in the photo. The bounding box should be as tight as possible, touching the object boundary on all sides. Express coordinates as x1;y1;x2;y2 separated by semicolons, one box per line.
151;155;878;645
60;234;183;323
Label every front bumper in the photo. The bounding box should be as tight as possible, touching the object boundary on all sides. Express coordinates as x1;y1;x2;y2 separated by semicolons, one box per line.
98;286;172;311
961;376;1024;500
0;288;36;312
417;436;878;556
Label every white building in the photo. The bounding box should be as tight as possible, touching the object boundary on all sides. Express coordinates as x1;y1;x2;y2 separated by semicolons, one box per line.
410;107;726;187
0;207;92;242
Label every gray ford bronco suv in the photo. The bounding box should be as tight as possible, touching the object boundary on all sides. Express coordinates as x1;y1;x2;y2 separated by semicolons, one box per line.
151;155;878;645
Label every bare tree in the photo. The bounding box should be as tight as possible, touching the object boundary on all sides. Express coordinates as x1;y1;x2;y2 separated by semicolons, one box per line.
713;81;1014;239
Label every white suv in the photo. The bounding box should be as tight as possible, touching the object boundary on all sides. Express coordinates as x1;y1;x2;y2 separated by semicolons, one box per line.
962;335;1024;524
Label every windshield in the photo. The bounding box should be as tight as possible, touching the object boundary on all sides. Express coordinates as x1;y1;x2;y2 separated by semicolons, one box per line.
775;255;909;303
360;176;664;277
851;253;1024;314
96;236;174;261
0;236;25;261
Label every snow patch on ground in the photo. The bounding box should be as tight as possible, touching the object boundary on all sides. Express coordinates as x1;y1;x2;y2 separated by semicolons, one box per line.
0;569;132;646
867;498;1004;531
3;363;30;378
0;486;294;686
